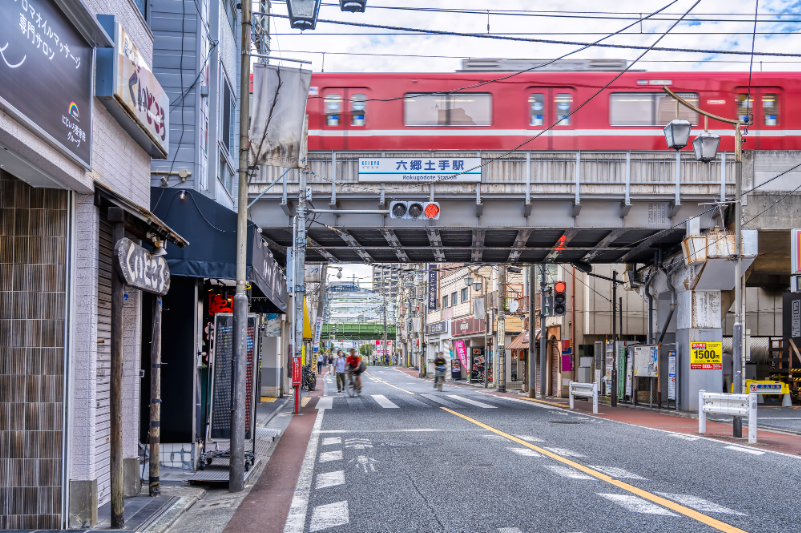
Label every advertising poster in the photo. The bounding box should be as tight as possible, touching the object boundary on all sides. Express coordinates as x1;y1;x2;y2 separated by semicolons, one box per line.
625;352;633;397
428;264;438;311
690;342;722;370
451;357;461;380
454;340;469;373
667;351;677;400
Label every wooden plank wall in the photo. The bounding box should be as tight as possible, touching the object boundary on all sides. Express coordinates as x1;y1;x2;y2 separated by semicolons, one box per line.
0;171;68;529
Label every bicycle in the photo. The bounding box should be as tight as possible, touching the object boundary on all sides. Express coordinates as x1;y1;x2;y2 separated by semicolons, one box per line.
346;371;361;397
434;365;447;392
301;365;316;392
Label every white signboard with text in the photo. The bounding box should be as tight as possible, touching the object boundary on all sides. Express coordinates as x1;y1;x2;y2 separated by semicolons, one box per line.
358;157;481;182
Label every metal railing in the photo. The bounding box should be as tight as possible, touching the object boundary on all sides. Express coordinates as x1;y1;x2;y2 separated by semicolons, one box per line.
569;381;599;414
698;390;758;444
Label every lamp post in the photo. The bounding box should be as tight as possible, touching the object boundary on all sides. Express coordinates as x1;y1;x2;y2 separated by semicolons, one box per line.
662;86;744;437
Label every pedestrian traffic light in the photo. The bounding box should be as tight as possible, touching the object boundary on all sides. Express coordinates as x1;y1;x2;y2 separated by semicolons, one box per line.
553;280;567;316
542;287;553;317
389;200;440;220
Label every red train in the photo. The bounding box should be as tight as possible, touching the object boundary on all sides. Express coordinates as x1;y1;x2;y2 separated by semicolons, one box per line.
304;71;801;152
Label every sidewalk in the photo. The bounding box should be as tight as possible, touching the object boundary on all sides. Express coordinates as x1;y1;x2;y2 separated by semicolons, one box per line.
394;367;801;457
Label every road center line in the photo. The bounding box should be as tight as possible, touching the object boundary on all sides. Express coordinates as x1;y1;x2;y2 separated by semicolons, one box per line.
440;407;747;533
364;372;415;395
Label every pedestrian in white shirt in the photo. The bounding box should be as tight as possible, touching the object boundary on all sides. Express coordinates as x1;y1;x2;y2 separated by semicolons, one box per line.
334;350;347;393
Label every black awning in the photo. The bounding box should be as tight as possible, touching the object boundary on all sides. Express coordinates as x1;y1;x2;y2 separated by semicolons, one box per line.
150;187;287;313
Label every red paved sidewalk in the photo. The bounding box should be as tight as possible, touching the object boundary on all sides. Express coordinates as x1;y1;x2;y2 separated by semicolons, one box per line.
224;379;323;533
393;367;801;457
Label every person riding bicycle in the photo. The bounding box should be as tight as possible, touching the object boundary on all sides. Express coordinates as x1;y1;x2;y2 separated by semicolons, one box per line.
433;351;447;388
346;348;364;392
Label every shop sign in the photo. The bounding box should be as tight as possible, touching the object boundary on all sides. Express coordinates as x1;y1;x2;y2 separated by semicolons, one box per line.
358;157;482;183
690;342;722;370
292;356;301;386
667;351;677;400
428;264;438;311
113;23;168;155
454;340;469;372
0;0;94;166
451;317;485;336
209;294;233;315
114;237;170;295
425;321;447;335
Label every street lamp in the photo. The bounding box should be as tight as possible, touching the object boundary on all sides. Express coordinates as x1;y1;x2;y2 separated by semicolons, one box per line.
339;0;367;12
473;281;482;291
464;275;474;287
286;0;322;29
663;119;692;150
692;120;721;163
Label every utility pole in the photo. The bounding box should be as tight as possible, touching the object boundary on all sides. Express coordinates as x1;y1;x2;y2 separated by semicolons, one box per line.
733;126;744;438
148;296;162;497
230;0;252;493
528;265;537;398
611;270;618;407
539;264;547;399
497;266;507;392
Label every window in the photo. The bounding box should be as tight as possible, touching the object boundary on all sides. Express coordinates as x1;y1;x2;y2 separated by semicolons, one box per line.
763;94;779;126
219;153;234;194
220;79;235;154
461;288;469;303
610;92;698;126
529;93;544;126
404;93;492;126
224;0;236;31
451;292;458;306
351;94;366;126
737;94;754;124
133;0;146;18
555;93;572;126
325;95;342;126
442;295;448;308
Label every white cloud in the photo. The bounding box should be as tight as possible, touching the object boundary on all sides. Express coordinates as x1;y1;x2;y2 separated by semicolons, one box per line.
261;0;801;74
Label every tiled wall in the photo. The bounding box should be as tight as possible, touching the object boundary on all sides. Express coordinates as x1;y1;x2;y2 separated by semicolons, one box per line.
0;171;68;529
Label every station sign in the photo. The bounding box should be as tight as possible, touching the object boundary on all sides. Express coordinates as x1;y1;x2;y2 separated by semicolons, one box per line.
358;157;482;182
690;342;722;370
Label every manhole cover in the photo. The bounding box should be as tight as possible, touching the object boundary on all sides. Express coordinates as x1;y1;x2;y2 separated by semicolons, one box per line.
549;421;581;425
379;441;424;447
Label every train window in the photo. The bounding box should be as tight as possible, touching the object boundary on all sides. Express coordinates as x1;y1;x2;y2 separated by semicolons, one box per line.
351;94;366;126
325;95;342;126
529;94;545;126
610;92;698;126
555;94;572;126
737;94;754;124
404;93;491;126
763;94;779;126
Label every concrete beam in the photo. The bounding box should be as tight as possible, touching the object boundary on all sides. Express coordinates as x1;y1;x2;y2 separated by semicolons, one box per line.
337;228;375;263
471;229;485;262
508;229;532;262
307;237;338;263
380;228;410;262
425;228;446;262
546;229;579;262
581;228;627;262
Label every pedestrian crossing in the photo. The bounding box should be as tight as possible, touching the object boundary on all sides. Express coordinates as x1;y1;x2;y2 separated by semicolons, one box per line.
315;392;512;410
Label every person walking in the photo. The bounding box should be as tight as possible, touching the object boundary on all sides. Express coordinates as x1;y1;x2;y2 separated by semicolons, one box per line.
328;353;335;375
317;351;325;375
335;350;347;393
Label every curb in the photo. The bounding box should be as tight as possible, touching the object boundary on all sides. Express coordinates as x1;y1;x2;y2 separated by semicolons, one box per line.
258;397;290;428
142;490;206;533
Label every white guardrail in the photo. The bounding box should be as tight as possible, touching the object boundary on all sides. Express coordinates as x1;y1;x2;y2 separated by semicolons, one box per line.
569;381;599;414
699;390;758;444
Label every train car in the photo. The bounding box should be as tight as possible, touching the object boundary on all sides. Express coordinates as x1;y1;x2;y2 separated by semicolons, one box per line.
304;71;801;152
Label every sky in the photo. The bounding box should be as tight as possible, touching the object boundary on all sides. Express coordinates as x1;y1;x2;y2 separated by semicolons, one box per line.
264;0;801;74
328;263;374;287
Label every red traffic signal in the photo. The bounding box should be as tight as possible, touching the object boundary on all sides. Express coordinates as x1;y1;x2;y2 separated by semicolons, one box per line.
553;281;567;316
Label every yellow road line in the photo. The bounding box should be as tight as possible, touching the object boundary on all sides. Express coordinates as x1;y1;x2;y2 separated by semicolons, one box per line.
502;395;570;409
441;407;747;533
364;372;415;395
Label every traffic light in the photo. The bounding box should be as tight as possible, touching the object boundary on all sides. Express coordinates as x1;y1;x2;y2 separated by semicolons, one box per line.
553;280;567;316
389;201;440;220
542;287;553;317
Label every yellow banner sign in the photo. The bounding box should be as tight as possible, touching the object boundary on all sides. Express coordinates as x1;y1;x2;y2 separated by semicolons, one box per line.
690;342;722;370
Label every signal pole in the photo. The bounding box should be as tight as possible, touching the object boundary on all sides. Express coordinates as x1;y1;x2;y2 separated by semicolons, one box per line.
611;270;618;407
497;266;507;392
539;265;547;398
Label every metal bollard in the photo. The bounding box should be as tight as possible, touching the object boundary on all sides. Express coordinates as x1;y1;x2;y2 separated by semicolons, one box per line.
748;392;757;444
569;384;575;410
698;389;706;435
592;382;598;414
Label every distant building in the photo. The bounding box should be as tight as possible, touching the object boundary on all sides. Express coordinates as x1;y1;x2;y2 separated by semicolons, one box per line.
372;264;400;300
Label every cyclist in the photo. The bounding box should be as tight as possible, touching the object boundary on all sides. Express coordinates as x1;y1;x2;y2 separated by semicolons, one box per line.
346;348;364;392
433;351;447;388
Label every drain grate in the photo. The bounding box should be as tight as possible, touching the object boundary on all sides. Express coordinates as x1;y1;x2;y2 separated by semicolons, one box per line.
549;421;581;424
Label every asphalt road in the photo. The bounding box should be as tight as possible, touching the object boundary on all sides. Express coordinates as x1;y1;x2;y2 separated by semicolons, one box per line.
282;368;799;533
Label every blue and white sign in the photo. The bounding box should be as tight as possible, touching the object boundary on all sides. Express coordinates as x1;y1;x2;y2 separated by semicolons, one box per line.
358;157;482;183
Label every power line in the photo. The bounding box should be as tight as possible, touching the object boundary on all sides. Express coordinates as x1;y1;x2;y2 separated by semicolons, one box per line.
268;13;801;58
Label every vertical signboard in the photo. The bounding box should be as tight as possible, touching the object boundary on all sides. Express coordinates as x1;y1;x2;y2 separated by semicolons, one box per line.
667;350;677;400
292;356;301;386
791;229;801;274
0;0;94;166
454;340;469;374
428;264;438;311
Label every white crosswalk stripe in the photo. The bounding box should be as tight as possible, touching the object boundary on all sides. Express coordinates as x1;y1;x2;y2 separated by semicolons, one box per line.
371;395;400;408
545;466;596;480
507;447;542;457
321;437;341;446
498;528;523;533
309;501;349;532
598;494;678;516
316;397;333;410
315;470;345;489
420;394;463;408
589;466;646;480
655;493;747;515
318;450;343;463
543;447;586;458
447;395;497;408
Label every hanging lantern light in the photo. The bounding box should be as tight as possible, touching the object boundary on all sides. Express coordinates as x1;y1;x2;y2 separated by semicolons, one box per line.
663;119;692;150
464;275;474;287
473;281;482;291
339;0;366;12
692;117;720;163
286;0;322;30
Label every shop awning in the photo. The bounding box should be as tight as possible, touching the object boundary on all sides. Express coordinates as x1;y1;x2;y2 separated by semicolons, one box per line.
150;187;286;313
507;329;540;351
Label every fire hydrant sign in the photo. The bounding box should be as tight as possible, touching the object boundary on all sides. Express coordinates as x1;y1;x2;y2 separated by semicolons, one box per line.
690;342;723;370
292;356;302;386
